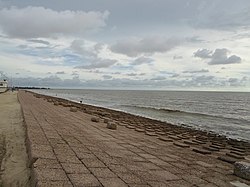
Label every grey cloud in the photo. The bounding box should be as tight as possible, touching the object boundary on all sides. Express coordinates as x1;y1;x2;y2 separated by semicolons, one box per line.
110;37;182;57
171;74;179;78
88;70;103;74
112;72;121;75
75;58;117;69
194;6;250;30
173;55;183;60
17;44;28;49
228;78;239;86
71;40;117;69
28;39;50;45
123;72;145;76
194;49;212;58
183;69;209;74
56;71;66;74
10;74;250;89
151;76;166;81
0;6;109;38
94;43;105;52
228;77;249;86
12;75;82;87
102;75;112;79
71;40;96;58
194;48;242;65
126;73;137;77
71;71;79;76
131;57;154;65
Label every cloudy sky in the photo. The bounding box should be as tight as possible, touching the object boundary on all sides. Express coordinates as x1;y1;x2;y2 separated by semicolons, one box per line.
0;0;250;91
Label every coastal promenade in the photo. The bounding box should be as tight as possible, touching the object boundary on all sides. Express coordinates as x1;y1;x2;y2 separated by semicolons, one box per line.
0;91;30;186
18;90;250;187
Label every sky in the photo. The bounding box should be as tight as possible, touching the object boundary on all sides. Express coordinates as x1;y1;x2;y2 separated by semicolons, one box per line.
0;0;250;91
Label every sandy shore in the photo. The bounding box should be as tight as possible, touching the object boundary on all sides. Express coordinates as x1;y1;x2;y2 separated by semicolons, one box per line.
18;90;250;187
0;91;30;186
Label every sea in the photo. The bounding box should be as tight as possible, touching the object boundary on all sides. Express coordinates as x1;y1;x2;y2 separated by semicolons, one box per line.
33;89;250;142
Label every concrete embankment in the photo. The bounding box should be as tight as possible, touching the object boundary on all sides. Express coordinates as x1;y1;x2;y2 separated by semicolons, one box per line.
18;90;250;187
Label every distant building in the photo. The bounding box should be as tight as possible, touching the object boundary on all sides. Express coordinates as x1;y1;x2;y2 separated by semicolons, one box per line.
0;80;8;93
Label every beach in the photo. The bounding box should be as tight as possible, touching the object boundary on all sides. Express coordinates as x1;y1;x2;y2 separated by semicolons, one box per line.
14;90;250;187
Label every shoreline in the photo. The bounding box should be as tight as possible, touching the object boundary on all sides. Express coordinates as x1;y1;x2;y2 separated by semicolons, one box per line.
31;90;250;144
18;90;250;186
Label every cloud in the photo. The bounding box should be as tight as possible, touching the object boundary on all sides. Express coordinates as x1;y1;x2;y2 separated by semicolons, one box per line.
173;55;183;60
71;71;79;76
194;7;250;30
151;76;166;81
56;71;66;75
0;6;109;38
70;40;117;69
194;48;242;65
71;40;96;58
131;57;154;65
75;58;117;69
194;49;212;59
182;69;209;74
10;74;250;89
28;39;50;45
102;75;112;80
110;37;181;57
12;75;82;87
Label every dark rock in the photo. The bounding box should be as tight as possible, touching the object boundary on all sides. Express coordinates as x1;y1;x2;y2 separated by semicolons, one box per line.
158;137;173;142
106;122;117;130
192;139;206;144
230;147;246;153
103;118;109;123
173;142;190;148
234;161;250;180
91;117;100;123
168;135;181;140
230;151;245;156
54;102;59;106
226;152;244;159
202;146;219;152
184;140;198;145
192;148;211;154
135;128;145;132
145;132;157;136
218;156;237;164
70;107;77;112
210;144;224;149
126;125;135;129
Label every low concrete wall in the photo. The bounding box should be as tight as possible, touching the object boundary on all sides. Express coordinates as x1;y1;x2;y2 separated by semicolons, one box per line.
0;88;8;93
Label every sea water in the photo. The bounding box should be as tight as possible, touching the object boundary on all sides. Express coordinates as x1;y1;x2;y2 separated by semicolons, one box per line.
33;89;250;141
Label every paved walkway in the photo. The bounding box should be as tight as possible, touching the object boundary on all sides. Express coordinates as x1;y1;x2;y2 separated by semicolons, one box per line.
0;91;30;186
18;91;250;187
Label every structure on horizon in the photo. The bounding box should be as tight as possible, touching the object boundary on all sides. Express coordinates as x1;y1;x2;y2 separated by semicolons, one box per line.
0;80;8;93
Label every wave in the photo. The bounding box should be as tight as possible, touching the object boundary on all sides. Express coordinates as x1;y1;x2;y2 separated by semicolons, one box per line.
119;104;250;123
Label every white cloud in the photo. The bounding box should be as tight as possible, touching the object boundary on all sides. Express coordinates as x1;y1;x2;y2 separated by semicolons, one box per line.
0;6;109;38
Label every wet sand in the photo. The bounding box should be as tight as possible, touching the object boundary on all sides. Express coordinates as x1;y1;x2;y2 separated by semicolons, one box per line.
0;91;30;187
18;90;250;187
